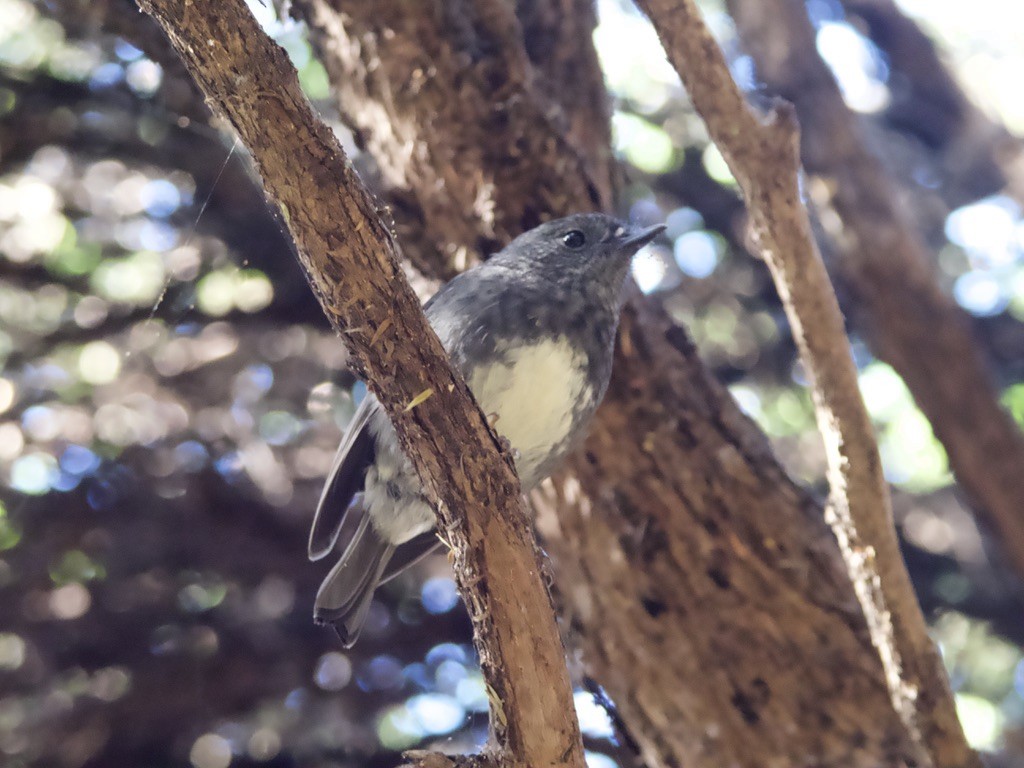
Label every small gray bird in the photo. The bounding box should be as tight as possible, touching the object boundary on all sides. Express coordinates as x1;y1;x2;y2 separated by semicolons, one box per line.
308;213;664;645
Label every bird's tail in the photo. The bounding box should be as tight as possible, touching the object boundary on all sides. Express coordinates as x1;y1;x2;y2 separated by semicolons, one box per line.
314;511;394;647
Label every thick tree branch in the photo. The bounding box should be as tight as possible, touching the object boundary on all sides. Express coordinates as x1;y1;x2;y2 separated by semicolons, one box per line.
634;1;976;766
724;0;1024;586
133;2;585;767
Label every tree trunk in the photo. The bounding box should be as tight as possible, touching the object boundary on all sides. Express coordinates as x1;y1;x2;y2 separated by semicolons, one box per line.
539;300;926;766
291;1;973;765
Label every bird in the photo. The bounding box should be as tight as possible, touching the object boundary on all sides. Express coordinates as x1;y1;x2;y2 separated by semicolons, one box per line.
308;212;665;645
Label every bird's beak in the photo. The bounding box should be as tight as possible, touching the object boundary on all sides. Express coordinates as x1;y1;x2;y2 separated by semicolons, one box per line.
619;223;666;251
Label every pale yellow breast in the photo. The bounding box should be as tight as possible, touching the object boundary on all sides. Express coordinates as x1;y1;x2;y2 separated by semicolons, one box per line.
468;336;590;486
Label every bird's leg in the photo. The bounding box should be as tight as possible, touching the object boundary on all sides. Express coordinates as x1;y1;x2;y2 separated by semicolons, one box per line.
486;412;514;453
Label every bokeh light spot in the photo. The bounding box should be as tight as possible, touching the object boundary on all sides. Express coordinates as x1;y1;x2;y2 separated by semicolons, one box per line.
575;691;615;739
585;752;620;768
673;230;720;278
247;728;281;762
612;112;675;174
189;733;232;768
10;452;58;494
0;632;26;670
954;271;1007;316
421;577;459;614
955;693;1003;749
78;340;122;384
455;674;489;712
49;582;91;620
314;652;353;691
0;377;15;413
405;693;464;735
358;655;404;692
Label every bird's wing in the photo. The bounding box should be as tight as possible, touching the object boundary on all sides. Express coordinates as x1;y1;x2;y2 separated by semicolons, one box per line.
313;509;395;646
308;394;379;561
310;268;486;563
380;532;442;584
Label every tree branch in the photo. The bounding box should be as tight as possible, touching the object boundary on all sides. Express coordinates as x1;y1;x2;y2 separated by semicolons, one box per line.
132;2;585;766
724;0;1024;588
634;1;977;766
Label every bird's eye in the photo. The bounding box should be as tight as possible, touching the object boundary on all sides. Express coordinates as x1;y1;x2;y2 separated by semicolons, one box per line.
562;230;586;249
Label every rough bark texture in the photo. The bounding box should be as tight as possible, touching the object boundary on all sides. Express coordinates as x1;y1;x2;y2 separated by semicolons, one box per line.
514;0;617;206
537;299;926;767
290;0;607;281
293;1;970;765
726;0;1024;585
634;2;977;765
133;2;585;767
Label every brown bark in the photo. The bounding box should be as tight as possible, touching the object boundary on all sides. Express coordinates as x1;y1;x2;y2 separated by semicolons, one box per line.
725;0;1024;585
133;2;585;767
289;0;607;280
537;299;926;767
514;0;617;206
634;2;976;765
293;1;970;765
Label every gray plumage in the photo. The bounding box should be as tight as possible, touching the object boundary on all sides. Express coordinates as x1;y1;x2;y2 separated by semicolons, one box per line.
308;213;664;645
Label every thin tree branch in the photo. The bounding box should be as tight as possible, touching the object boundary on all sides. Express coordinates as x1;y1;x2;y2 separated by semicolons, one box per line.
634;1;977;766
132;2;585;767
724;0;1024;588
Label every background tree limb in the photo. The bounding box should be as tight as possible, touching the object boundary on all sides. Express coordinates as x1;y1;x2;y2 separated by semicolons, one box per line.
725;0;1024;584
839;0;1022;205
635;2;975;765
514;0;617;206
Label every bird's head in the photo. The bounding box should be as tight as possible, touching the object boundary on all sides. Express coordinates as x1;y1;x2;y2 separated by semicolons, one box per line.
494;213;665;299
